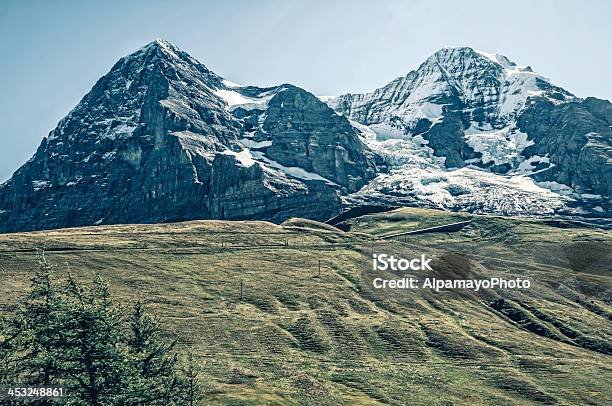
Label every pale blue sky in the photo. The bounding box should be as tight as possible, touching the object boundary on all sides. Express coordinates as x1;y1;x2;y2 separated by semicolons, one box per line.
1;0;611;181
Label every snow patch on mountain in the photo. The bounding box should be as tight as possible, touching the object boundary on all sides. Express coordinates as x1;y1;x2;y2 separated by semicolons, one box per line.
352;166;569;215
103;122;137;139
497;69;547;117
32;180;51;191
349;119;572;216
353;121;443;167
250;151;338;185
317;95;336;103
214;87;285;112
517;155;552;175
464;124;533;166
222;148;256;167
154;38;180;59
214;89;273;111
222;79;241;88
239;138;272;149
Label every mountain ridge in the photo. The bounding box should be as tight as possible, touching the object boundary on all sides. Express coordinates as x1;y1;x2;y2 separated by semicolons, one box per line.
329;46;610;214
0;39;382;232
0;40;609;233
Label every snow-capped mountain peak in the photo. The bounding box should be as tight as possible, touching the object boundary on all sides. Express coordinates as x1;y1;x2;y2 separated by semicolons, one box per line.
437;46;532;72
133;38;207;69
329;46;609;217
0;41;608;233
0;39;382;232
471;48;532;72
329;46;573;136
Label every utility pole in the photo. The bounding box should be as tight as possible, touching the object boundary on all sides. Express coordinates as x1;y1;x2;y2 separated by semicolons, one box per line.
240;280;243;301
318;259;321;277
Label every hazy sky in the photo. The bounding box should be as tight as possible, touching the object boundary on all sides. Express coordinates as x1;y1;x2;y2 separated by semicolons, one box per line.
1;0;611;181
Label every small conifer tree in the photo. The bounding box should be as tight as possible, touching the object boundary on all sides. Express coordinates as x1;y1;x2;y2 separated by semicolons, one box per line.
0;252;203;405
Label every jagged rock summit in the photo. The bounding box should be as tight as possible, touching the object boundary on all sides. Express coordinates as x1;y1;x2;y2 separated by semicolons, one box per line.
0;39;379;232
331;47;572;135
0;42;609;232
329;46;611;215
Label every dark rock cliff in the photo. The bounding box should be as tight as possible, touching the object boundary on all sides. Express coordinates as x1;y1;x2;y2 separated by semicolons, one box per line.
256;86;379;192
518;97;612;198
0;40;376;232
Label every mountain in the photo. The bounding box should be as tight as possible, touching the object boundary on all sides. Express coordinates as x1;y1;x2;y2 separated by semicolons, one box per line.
0;42;609;233
329;47;611;216
0;40;379;232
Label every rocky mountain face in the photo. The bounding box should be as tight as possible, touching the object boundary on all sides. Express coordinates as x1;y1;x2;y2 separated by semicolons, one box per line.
260;86;379;191
0;40;378;232
330;47;611;214
0;42;609;232
517;97;612;197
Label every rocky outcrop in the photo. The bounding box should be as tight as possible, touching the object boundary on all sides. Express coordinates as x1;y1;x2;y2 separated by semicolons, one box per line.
256;86;379;192
208;154;341;222
517;97;612;198
418;113;480;168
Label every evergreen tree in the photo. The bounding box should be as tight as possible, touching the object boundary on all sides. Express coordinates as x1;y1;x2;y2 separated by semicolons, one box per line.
0;252;63;385
20;251;64;386
0;315;19;385
122;300;180;405
59;273;128;405
0;257;203;405
178;352;203;406
0;251;67;405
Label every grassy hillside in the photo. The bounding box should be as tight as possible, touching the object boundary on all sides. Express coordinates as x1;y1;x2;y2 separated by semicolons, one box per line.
0;208;610;405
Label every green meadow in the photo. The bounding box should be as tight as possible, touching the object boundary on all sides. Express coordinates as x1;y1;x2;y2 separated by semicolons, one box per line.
0;208;610;405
